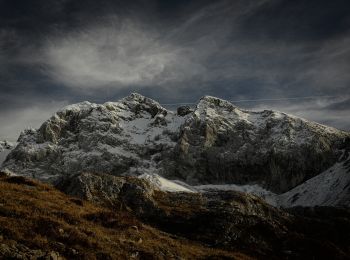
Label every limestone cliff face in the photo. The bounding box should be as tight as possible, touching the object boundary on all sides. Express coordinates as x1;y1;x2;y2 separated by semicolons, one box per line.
2;93;349;194
2;93;183;182
169;96;349;193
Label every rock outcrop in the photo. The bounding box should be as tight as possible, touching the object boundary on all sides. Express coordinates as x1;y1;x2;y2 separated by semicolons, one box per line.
177;105;193;116
56;172;350;259
0;243;62;260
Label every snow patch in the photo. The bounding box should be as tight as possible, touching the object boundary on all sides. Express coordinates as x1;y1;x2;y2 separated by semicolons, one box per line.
138;157;350;208
139;173;195;193
194;183;277;205
276;159;350;207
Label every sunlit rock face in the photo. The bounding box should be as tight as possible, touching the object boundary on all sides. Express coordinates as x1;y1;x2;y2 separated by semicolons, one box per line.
2;93;349;194
2;93;184;182
169;95;349;193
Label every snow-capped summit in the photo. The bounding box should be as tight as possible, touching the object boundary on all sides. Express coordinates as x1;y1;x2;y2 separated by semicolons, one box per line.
2;93;350;206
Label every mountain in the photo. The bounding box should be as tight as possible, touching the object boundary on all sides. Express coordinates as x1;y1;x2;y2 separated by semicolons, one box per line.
1;93;350;259
2;93;350;207
3;94;182;182
172;96;348;193
1;171;350;259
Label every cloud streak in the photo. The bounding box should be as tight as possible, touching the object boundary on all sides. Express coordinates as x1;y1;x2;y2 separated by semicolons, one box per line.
36;1;350;98
244;96;350;131
38;1;282;90
43;20;206;89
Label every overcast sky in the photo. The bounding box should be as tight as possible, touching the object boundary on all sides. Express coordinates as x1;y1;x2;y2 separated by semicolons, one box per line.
1;0;350;141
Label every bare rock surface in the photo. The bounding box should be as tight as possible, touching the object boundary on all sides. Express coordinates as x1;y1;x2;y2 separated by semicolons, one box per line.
2;93;350;204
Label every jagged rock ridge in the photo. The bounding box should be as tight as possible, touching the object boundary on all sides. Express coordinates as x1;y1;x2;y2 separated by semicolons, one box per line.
2;93;349;195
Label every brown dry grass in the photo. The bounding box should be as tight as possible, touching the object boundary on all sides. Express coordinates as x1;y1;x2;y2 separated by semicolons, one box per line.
0;174;253;259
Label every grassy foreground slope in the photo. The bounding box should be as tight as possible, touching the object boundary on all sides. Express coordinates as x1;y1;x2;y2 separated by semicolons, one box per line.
0;173;250;260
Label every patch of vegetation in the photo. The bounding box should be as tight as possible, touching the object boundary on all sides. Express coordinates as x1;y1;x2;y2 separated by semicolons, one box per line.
0;173;251;259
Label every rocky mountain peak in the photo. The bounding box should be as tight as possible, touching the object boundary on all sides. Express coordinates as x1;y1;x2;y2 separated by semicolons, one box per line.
122;92;156;104
120;93;167;118
197;95;236;110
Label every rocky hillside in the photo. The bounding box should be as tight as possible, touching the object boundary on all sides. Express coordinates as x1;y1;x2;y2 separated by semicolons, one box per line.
55;172;350;259
275;142;350;207
0;172;249;259
2;93;349;198
1;171;349;259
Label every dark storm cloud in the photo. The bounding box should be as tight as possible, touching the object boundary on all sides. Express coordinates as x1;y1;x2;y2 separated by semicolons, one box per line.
239;0;350;42
0;0;350;140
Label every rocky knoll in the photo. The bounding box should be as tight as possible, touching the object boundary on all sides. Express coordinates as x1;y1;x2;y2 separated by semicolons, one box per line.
0;172;247;259
2;93;349;194
56;172;350;259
